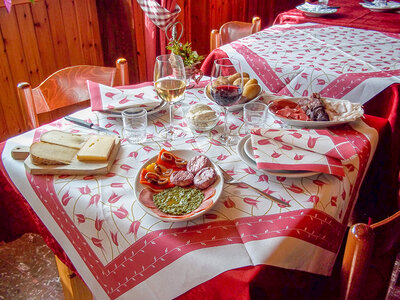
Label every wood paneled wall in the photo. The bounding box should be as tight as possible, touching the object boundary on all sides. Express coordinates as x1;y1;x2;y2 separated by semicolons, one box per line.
0;0;302;142
0;0;103;141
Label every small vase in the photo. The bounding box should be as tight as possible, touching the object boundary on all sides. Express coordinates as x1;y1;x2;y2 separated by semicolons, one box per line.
185;63;203;88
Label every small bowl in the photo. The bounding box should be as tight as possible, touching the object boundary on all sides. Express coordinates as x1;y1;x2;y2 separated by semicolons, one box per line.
186;114;219;131
185;104;220;131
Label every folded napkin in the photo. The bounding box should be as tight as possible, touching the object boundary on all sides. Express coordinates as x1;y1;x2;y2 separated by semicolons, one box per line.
87;80;162;112
250;128;358;176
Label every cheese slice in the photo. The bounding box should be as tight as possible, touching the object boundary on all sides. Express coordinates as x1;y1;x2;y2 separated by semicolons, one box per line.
77;135;116;162
40;130;86;149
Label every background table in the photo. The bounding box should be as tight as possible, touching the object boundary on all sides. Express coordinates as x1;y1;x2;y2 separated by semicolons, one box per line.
202;21;400;221
0;79;387;299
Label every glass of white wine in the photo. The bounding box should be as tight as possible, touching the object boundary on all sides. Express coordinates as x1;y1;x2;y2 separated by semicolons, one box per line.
154;54;186;141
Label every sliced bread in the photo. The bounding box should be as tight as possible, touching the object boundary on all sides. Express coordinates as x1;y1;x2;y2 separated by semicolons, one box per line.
30;142;79;165
40;130;87;149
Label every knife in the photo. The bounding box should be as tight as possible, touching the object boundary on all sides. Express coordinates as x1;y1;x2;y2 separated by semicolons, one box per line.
64;116;119;136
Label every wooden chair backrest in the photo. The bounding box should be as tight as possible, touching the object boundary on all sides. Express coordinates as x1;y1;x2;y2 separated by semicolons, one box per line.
340;210;400;300
17;58;129;131
210;17;262;52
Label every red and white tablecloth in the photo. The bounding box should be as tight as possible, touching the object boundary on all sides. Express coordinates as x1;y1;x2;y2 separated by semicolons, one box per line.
202;23;400;105
1;81;379;299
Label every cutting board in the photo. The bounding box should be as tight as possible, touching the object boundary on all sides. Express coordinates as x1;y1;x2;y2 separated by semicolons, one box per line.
12;138;121;175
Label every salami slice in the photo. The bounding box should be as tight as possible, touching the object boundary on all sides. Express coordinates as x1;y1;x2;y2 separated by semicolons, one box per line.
138;188;156;208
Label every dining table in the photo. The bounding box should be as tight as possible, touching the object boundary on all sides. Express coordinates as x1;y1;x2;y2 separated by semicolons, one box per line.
1;2;399;299
0;74;394;299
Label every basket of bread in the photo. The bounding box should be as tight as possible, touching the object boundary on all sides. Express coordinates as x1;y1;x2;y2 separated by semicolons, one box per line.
205;72;262;111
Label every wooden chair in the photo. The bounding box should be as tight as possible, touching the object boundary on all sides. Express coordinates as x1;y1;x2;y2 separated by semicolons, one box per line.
16;58;129;300
339;210;400;300
17;58;129;132
210;17;262;52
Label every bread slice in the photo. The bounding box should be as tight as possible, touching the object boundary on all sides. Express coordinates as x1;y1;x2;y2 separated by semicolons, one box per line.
40;130;86;149
30;142;78;165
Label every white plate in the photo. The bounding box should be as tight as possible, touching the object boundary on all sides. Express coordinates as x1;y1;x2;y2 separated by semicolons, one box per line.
268;97;364;128
238;135;319;178
102;101;167;117
296;3;338;17
134;150;224;222
360;1;400;11
204;84;262;111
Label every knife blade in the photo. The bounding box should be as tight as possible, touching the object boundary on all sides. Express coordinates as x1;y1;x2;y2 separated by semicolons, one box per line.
64;116;119;136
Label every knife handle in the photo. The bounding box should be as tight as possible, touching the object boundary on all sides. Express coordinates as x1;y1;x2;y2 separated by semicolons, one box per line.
65;116;93;128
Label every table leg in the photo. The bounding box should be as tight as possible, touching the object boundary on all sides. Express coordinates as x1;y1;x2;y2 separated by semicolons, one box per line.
55;256;93;300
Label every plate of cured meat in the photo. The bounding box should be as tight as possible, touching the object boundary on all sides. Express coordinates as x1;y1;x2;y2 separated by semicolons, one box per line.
134;149;223;222
268;93;364;128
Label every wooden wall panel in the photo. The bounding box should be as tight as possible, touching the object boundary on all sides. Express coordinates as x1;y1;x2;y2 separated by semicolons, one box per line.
0;0;303;142
0;0;103;141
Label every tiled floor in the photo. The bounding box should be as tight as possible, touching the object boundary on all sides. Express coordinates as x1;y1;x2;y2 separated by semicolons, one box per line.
0;233;64;300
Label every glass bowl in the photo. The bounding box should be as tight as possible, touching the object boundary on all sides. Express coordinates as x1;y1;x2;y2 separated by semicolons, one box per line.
185;104;220;131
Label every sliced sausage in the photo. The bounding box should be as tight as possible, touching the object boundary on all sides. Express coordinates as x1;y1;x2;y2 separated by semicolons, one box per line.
170;170;194;187
138;188;156;208
194;167;217;190
187;155;211;175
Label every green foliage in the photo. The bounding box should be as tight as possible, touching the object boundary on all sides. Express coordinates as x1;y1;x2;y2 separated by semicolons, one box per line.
166;40;204;67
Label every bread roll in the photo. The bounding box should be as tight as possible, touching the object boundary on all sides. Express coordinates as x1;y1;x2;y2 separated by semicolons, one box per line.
233;77;250;87
212;76;230;87
243;72;250;78
244;78;258;88
228;73;241;84
243;84;261;100
30;142;78;165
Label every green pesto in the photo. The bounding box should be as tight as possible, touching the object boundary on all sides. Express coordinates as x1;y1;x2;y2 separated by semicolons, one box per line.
153;186;204;215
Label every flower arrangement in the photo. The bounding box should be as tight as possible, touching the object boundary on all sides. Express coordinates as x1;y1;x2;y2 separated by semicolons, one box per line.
166;40;204;67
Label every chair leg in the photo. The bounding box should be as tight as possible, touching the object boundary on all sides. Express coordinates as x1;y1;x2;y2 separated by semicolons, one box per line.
55;255;93;300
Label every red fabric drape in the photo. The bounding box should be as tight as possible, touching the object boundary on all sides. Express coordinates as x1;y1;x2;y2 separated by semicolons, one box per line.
137;0;180;81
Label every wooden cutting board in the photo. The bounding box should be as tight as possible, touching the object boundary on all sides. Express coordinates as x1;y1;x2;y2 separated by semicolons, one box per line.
12;139;121;175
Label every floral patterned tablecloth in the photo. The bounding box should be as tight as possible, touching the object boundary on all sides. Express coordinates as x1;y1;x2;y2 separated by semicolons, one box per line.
2;81;378;300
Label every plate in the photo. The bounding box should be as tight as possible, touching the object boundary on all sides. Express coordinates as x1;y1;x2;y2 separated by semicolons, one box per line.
238;135;319;178
204;84;262;111
296;3;338;17
133;150;224;222
102;100;167;116
360;1;400;11
268;97;364;128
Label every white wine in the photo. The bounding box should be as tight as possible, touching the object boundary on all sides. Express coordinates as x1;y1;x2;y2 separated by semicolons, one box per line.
155;79;186;103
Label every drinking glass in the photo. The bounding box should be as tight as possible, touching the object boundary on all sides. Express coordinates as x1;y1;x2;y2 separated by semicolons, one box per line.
154;54;186;140
210;58;243;146
318;0;328;9
244;102;268;134
122;108;147;144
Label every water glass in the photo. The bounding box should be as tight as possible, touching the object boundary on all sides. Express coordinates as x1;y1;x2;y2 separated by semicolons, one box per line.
244;102;267;134
318;0;329;9
374;0;387;6
122;108;147;144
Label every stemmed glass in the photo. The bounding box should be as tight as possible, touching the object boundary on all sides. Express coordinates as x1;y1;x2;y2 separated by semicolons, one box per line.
154;54;186;140
210;58;243;146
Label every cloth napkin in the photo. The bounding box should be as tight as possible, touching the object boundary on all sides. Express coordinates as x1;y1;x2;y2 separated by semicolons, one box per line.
250;128;358;176
87;80;162;112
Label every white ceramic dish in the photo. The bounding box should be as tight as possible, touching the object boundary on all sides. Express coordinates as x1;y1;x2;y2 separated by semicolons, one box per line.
359;1;400;12
134;149;224;222
268;97;364;128
296;3;338;17
238;136;319;178
204;84;262;111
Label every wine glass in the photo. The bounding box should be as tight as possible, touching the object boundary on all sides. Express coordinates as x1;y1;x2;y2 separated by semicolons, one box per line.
210;58;243;146
154;54;186;140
